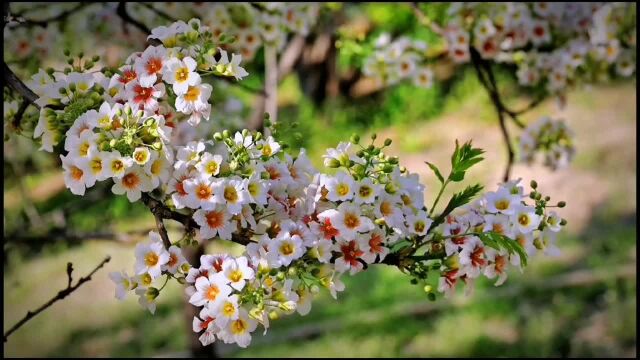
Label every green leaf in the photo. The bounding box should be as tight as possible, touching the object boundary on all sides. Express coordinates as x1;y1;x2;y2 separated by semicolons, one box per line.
449;171;465;182
451;139;460;167
425;161;445;184
478;232;528;267
431;183;484;229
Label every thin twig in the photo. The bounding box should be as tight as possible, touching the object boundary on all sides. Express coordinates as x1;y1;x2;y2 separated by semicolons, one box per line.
3;255;111;342
10;98;30;131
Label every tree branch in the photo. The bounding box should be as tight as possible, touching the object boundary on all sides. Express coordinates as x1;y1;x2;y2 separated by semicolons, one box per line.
469;46;515;181
3;255;111;342
138;2;177;23
116;1;151;35
3;61;39;106
10;98;30;132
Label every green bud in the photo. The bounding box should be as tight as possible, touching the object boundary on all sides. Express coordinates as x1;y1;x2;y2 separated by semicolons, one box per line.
326;158;341;168
389;157;399;164
63;49;71;56
287;267;298;277
177;277;187;284
427;292;436;301
222;129;230;138
374;218;386;226
67;58;74;65
269;268;279;276
78;51;84;58
366;144;374;152
264;118;272;128
370;133;377;140
254;131;263;141
242;129;249;137
213;132;223;141
46;67;55;76
275;271;285;281
544;196;551;202
356;150;364;157
530;180;538;189
423;285;433;293
383;164;394;173
560;219;567;226
92;55;100;62
146;287;160;300
557;201;566;208
350;134;360;144
535;192;542;200
372;148;380;155
410;278;418;285
384;138;392;146
84;61;95;69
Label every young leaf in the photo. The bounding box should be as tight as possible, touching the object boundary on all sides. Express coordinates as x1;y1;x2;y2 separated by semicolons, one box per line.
425;161;445;184
431;183;484;229
478;232;528;267
449;171;465;182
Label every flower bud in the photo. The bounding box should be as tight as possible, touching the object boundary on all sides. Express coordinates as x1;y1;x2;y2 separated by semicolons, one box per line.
559;219;567;226
310;285;320;294
374;218;386;226
222;129;230;138
350;134;360;144
254;131;263;141
242;129;249;137
213;132;223;141
384;138;392;146
371;133;377;140
530;180;538;189
423;285;433;293
63;49;71;56
326;158;341;168
557;201;566;208
146;287;160;300
268;311;279;320
176;277;187;284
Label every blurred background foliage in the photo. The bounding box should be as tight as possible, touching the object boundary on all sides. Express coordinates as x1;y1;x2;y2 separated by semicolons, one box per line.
3;2;636;357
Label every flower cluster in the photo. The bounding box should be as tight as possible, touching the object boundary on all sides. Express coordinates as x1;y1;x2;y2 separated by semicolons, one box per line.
517;116;576;170
432;178;566;296
443;2;636;93
362;35;434;88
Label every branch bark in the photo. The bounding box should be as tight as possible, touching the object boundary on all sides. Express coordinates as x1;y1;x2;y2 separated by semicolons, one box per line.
3;255;111;342
116;1;151;35
3;61;39;106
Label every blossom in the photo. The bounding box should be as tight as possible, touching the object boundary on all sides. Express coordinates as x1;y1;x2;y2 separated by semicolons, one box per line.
134;233;170;278
175;83;212;126
221;257;254;291
163;56;201;95
219;308;257;348
109;270;133;300
333;238;368;274
61;154;95;196
112;165;154;202
318;202;374;240
269;232;305;267
213;177;249;215
193;206;236;240
189;272;231;307
134;45;168;87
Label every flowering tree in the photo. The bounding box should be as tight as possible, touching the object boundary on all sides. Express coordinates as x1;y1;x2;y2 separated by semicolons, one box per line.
3;2;601;354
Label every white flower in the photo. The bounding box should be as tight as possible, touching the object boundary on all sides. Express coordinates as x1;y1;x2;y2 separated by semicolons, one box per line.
132;146;151;165
175;83;212;126
413;67;434;88
183;174;217;209
484;188;519;215
163;56;201;95
405;210;433;236
193;206;236;240
353;178;379;204
530;20;551;46
61;154;95;196
163;245;187;274
135;287;157;314
545;211;563;232
196;152;223;177
112;165;154;202
221;257;255;291
134;45;168;87
219;308;257;348
511;204;542;233
323;171;355;202
246;173;269;205
134;234;170;279
144;151;172;188
126;80;165;112
458;236;486;279
269;232;305;267
188;272;231;307
64;130;97;160
318;202;374;240
213;177;249;215
333;238;368;275
193;307;219;346
109;270;133;300
211;294;240;328
359;230;390;264
104;151;132;179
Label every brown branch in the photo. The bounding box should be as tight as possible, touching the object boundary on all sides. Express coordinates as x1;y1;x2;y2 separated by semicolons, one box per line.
3;61;39;106
153;212;172;249
469;46;515;181
3;255;111;342
116;1;151;35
